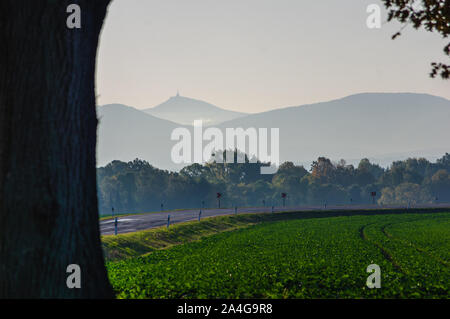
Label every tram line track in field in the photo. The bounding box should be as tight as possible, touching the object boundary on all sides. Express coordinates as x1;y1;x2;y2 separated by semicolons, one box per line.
359;223;404;274
382;222;450;269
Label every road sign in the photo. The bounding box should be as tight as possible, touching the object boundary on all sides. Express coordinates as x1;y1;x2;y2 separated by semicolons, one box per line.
217;193;222;208
371;192;377;204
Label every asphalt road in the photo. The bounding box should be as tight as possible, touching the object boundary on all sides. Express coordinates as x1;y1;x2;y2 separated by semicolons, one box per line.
100;203;450;235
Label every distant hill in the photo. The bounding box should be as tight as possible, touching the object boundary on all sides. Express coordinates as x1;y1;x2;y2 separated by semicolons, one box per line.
218;93;450;167
97;93;450;170
143;94;247;126
97;104;182;168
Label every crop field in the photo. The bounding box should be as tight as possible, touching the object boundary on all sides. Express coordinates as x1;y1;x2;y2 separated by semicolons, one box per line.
106;212;450;298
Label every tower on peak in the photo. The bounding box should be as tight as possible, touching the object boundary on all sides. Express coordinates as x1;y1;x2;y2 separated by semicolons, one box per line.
176;90;180;97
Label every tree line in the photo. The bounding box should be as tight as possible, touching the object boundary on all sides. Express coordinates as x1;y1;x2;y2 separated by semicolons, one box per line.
97;152;450;214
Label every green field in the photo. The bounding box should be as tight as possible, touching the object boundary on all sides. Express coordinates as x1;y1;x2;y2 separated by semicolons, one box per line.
106;212;450;299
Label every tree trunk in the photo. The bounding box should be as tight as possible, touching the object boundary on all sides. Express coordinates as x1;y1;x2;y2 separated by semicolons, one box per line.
0;0;113;298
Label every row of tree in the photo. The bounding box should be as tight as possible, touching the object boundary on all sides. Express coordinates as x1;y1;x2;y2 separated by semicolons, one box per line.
97;152;450;214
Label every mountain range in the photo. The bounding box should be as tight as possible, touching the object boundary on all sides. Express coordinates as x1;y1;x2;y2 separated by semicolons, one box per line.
97;93;450;170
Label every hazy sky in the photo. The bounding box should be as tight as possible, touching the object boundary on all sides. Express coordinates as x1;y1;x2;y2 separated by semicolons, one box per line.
96;0;450;113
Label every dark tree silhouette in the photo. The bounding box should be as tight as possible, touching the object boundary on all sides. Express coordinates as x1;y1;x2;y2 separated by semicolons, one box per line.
0;1;113;298
382;0;450;79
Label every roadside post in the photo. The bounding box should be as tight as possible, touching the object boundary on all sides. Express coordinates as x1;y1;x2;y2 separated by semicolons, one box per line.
114;217;118;236
281;193;287;207
198;210;202;221
371;192;377;205
271;206;274;213
235;206;237;215
217;193;222;208
167;215;170;228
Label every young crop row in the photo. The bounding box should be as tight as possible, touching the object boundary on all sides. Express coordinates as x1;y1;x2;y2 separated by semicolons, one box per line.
362;214;449;297
386;216;450;264
106;212;450;298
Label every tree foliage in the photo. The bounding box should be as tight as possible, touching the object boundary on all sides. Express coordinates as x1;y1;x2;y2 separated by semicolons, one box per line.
382;0;450;79
97;152;450;214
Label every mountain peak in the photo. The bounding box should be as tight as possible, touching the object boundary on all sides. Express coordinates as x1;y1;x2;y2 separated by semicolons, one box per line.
144;95;247;126
166;94;196;103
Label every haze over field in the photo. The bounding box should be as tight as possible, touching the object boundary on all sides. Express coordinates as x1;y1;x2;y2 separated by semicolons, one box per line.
97;92;450;170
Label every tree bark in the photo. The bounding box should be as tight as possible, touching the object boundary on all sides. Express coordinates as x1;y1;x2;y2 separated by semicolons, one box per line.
0;0;113;298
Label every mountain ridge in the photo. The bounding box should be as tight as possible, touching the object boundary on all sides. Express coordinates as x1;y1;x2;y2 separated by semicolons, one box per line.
97;92;450;170
219;92;450;126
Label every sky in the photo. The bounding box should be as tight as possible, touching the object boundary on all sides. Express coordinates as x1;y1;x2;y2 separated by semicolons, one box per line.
96;0;450;113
